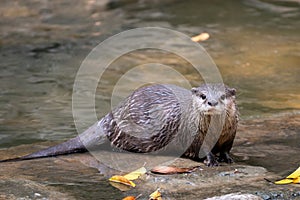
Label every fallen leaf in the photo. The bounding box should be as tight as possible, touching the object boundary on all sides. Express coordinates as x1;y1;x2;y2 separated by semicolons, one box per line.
123;196;136;200
109;167;147;191
151;166;199;174
109;175;136;187
274;166;300;185
149;189;162;200
293;177;300;183
124;167;147;180
191;33;210;42
109;167;147;190
275;178;293;185
287;166;300;179
123;194;142;200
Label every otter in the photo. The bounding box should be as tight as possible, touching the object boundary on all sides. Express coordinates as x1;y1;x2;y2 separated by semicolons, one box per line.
0;83;238;166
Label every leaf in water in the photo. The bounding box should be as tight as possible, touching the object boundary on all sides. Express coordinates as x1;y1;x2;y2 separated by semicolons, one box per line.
109;175;136;187
124;167;147;180
191;33;210;42
151;166;199;174
286;166;300;179
149;189;162;200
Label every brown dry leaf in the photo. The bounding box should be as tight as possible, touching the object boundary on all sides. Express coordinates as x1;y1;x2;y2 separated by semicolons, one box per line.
151;166;199;174
109;175;136;187
149;189;162;200
191;33;210;42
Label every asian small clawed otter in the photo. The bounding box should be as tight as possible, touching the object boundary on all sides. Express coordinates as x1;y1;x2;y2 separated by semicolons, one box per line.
184;84;238;166
0;83;238;167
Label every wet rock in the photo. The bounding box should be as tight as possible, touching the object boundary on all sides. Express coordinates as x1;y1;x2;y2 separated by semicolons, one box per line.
0;178;73;199
204;193;263;200
233;112;300;174
133;159;272;199
255;191;300;200
0;154;122;199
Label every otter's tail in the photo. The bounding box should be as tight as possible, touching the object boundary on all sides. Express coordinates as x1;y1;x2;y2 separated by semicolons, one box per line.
0;121;106;162
0;137;87;162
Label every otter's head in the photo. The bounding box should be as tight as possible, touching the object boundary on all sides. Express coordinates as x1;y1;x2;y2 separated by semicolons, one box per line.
191;83;236;115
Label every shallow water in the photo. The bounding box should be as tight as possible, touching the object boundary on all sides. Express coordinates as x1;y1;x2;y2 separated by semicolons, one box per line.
0;0;299;144
0;0;299;199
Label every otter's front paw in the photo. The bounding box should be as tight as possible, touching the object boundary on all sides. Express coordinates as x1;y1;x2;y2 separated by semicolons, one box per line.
219;152;234;164
204;153;219;167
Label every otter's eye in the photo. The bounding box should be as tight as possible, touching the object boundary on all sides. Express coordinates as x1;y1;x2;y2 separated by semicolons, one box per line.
200;94;206;100
220;94;226;100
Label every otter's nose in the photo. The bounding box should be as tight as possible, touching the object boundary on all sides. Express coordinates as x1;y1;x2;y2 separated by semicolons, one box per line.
208;101;218;107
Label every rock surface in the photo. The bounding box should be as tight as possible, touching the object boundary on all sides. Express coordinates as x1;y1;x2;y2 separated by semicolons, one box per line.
204;193;263;200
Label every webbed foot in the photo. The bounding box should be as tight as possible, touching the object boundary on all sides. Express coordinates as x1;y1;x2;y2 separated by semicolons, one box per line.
204;152;219;167
219;152;234;164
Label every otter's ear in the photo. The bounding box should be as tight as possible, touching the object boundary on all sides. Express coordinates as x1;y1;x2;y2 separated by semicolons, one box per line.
191;87;198;94
228;88;236;96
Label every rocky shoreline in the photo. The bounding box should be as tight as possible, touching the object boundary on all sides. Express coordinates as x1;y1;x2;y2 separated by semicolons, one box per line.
0;113;299;199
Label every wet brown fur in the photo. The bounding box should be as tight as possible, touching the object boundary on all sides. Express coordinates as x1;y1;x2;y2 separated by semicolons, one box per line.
0;84;238;166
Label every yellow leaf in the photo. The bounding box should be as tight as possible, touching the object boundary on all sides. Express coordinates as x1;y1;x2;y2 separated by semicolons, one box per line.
149;189;162;200
109;175;136;187
286;167;300;179
275;178;293;185
191;33;210;42
293;177;300;184
109;166;146;190
124;167;147;181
